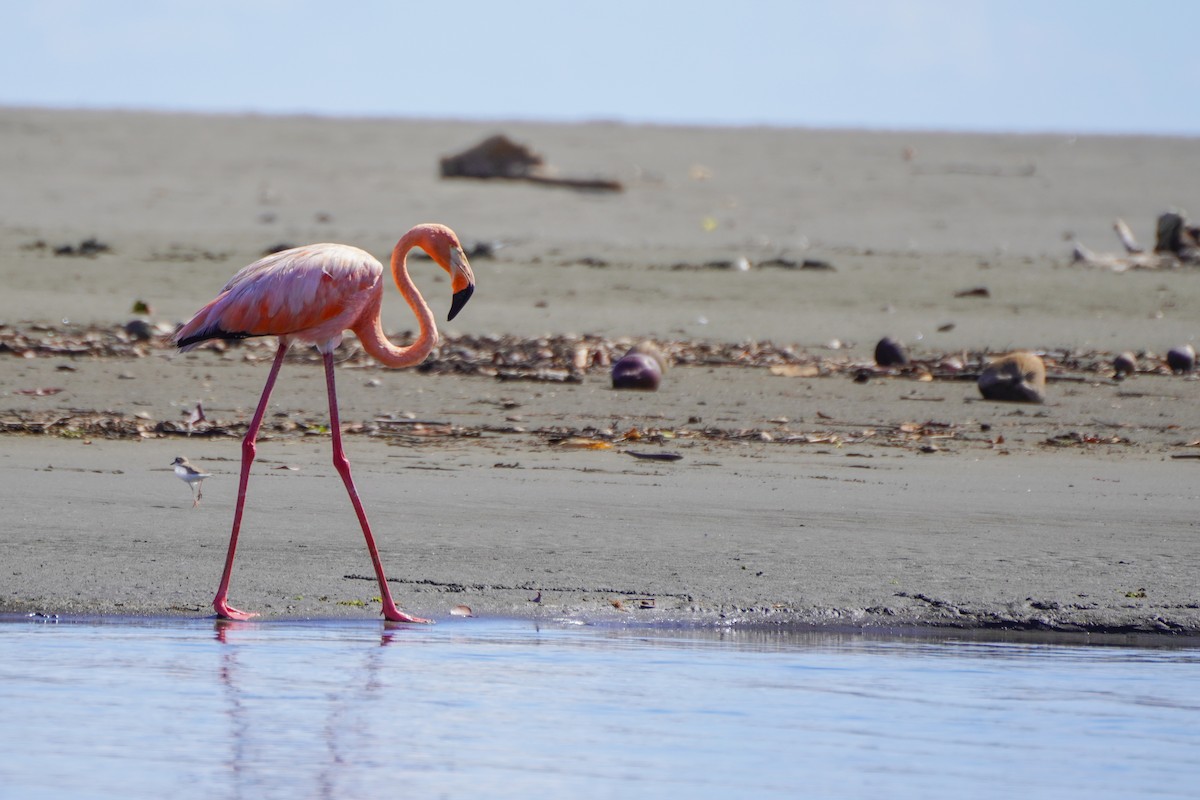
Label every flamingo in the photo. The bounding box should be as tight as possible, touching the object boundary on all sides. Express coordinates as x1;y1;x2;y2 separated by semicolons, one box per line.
172;223;476;623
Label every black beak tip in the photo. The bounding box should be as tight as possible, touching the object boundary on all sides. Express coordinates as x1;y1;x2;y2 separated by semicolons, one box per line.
448;284;474;321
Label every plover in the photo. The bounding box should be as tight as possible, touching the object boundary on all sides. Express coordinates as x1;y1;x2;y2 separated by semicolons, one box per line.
172;456;210;508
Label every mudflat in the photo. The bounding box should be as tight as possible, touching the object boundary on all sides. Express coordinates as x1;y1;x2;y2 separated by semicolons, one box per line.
2;107;1198;635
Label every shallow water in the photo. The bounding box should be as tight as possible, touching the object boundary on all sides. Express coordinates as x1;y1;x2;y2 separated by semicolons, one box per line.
1;617;1197;800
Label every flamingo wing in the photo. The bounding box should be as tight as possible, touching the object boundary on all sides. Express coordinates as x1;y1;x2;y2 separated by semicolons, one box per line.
174;244;383;350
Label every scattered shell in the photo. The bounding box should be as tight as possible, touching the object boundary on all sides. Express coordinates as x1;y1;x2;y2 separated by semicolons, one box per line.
572;344;590;371
978;352;1046;403
1167;344;1195;374
874;337;909;367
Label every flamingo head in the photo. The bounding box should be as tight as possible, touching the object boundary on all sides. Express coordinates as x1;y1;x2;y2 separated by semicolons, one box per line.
417;223;476;321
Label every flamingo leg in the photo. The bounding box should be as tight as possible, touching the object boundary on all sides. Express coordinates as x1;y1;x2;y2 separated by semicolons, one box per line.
213;341;290;621
323;351;431;624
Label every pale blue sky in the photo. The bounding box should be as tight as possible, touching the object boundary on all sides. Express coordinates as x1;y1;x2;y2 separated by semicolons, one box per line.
3;1;1197;135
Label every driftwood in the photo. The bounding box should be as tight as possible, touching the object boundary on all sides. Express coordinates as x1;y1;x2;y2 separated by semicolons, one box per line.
1072;212;1200;271
1113;218;1142;253
440;134;542;179
440;134;622;192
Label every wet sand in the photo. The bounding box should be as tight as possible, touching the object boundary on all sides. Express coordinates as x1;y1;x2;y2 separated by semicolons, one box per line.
2;107;1199;634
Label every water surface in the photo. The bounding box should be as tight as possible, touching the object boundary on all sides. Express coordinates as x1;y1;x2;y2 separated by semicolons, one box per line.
1;616;1197;799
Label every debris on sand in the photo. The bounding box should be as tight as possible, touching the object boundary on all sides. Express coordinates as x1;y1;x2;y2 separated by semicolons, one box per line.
670;256;834;271
611;351;663;389
1155;212;1200;261
1166;344;1196;375
1112;351;1138;379
757;256;835;271
2;321;1194;455
874;337;909;367
49;237;111;257
1072;211;1200;271
626;451;683;461
978;352;1046;403
440;134;623;192
123;319;155;341
183;402;207;434
441;134;542;179
612;341;668;390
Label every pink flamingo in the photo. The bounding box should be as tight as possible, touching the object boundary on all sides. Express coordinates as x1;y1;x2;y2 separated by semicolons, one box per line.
173;223;476;623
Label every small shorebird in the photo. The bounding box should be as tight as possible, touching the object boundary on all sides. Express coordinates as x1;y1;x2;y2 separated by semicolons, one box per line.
172;456;210;508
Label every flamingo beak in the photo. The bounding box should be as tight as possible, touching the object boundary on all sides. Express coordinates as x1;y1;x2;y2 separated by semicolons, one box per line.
447;248;475;321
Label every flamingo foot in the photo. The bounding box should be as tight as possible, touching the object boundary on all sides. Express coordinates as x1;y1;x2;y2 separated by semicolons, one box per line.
382;601;432;624
214;597;259;621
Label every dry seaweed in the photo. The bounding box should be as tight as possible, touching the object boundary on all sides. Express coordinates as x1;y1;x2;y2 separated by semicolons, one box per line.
1;323;1191;455
0;322;1182;380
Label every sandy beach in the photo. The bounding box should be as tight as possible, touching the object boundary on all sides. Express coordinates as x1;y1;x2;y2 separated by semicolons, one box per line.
2;107;1199;635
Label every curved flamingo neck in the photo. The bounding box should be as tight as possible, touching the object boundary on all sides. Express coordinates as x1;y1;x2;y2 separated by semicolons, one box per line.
352;231;438;368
